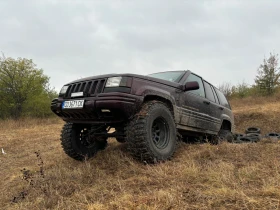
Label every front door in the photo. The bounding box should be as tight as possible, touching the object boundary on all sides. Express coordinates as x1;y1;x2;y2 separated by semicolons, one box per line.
179;73;213;131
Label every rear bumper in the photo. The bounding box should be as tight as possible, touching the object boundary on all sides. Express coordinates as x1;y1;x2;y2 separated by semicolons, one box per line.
51;93;143;124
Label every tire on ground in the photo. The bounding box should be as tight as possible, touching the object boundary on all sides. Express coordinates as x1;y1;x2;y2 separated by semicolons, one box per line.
246;133;262;142
236;136;253;143
126;101;177;163
245;127;261;134
264;133;280;139
60;123;106;161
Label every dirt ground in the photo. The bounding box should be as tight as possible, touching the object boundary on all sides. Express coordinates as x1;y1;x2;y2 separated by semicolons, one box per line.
1;99;280;209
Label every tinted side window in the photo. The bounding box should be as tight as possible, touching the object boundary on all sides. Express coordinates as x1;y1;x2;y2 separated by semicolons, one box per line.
211;85;219;103
185;74;205;97
203;81;215;102
215;88;231;109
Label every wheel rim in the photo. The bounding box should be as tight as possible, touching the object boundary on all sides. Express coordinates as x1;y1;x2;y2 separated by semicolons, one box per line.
79;128;96;148
151;117;170;149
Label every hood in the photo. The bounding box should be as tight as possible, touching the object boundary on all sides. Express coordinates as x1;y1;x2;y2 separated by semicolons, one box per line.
66;73;185;89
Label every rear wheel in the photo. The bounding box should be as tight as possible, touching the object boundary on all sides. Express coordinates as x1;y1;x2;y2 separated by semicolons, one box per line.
218;129;234;143
127;101;178;163
60;123;107;161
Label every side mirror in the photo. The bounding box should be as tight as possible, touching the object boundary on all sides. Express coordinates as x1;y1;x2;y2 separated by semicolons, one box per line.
184;81;199;91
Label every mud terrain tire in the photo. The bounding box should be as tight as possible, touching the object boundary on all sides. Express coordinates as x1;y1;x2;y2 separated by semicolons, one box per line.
218;129;234;143
127;101;177;163
61;123;106;161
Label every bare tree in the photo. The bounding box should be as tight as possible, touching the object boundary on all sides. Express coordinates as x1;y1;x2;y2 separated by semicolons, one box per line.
218;82;232;98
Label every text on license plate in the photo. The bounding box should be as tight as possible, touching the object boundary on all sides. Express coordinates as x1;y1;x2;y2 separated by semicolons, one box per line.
62;100;84;109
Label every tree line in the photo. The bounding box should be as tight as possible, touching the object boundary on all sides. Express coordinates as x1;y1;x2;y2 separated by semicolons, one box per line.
219;53;280;99
0;54;57;119
1;52;279;119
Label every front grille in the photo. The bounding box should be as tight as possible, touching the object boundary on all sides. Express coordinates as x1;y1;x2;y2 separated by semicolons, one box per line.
96;80;105;93
51;98;58;106
65;79;106;98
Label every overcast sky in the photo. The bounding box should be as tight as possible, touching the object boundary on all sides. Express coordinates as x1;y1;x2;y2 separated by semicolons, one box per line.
1;0;280;90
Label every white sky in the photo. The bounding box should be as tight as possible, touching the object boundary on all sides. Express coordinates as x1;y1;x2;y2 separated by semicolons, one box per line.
1;0;280;90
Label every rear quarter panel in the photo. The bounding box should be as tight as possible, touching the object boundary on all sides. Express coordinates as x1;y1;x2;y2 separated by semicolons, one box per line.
222;108;235;133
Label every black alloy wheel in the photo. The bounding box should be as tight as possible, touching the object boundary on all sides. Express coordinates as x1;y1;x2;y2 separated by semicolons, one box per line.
152;117;170;149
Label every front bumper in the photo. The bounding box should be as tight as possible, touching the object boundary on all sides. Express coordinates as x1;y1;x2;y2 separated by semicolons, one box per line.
51;93;143;124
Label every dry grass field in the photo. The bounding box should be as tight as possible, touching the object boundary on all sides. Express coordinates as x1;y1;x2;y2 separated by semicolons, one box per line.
1;97;280;209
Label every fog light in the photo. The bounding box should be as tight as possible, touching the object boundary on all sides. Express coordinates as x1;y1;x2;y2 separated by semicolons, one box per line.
101;109;111;113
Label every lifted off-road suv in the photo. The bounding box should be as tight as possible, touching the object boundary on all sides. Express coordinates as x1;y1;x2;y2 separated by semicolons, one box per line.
51;70;234;163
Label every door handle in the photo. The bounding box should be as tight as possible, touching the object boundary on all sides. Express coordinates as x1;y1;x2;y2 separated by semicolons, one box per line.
203;101;210;105
219;106;224;110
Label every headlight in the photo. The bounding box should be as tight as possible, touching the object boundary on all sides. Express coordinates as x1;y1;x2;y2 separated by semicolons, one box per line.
59;85;69;95
105;77;122;87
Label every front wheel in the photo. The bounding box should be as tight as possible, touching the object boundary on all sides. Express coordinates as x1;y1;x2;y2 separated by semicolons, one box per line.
127;101;178;163
60;123;107;161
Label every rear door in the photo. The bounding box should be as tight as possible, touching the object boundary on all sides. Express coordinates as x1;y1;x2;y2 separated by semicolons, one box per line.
203;81;222;132
179;73;213;131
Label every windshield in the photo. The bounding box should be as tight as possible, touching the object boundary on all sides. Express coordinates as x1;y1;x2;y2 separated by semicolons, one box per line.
148;71;185;83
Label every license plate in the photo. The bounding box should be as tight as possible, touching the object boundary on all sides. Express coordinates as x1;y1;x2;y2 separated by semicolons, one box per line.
62;100;84;109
